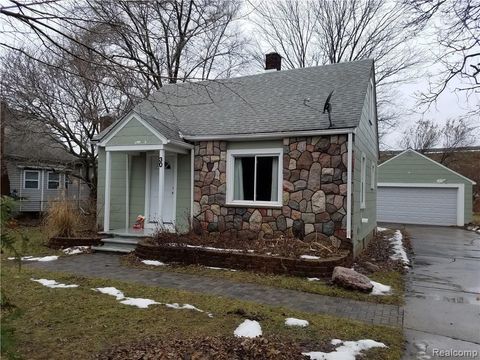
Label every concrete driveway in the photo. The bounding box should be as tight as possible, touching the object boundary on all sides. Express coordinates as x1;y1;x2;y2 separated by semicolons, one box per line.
400;225;480;359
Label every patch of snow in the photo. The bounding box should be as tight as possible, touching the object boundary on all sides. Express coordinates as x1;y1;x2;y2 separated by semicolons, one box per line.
9;255;59;262
119;297;159;308
31;278;78;288
370;281;392;295
377;226;389;232
141;260;166;266
63;246;89;255
307;277;320;282
233;319;262;338
300;255;321;260
389;230;410;265
303;339;387;360
93;287;125;300
165;303;204;312
185;245;243;252
285;317;309;327
205;266;237;272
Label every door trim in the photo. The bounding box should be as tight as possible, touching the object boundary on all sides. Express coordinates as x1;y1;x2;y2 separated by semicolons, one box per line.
377;182;464;226
144;152;177;227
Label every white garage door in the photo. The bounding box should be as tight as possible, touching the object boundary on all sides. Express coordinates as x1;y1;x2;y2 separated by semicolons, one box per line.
377;186;458;226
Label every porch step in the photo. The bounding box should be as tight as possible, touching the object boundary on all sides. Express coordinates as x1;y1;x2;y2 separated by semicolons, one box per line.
92;237;139;253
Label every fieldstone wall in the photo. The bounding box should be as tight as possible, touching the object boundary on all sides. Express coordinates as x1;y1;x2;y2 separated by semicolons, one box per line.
192;136;348;241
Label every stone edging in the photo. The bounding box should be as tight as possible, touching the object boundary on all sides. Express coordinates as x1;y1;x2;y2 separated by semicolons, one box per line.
135;242;351;278
48;236;102;249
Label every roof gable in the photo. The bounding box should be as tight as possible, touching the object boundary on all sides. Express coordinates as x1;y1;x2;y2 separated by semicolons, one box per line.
104;115;163;147
379;149;476;184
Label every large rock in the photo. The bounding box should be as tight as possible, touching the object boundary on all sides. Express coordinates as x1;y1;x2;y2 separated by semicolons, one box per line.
332;267;373;292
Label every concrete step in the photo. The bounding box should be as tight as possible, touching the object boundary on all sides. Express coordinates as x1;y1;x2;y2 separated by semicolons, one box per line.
92;237;139;253
91;244;134;253
102;237;139;245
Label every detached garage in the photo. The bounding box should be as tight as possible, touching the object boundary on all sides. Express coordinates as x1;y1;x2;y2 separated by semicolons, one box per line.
377;149;475;226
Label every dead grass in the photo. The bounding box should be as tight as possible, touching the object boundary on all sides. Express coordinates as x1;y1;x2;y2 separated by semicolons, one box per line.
43;198;79;238
0;263;404;360
472;213;480;226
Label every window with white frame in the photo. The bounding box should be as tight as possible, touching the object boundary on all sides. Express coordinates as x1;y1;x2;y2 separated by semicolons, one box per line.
47;172;60;189
360;153;366;209
227;149;282;206
370;162;376;190
24;170;40;189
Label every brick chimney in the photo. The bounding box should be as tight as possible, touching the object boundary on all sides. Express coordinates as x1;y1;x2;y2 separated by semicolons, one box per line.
99;115;115;132
265;52;281;71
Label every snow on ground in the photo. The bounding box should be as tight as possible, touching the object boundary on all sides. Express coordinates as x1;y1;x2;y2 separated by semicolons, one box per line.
205;266;237;272
63;246;89;255
389;230;410;265
285;317;309;327
300;255;321;260
165;303;204;312
376;226;389;232
119;298;159;308
370;281;392;295
233;319;262;338
31;278;78;288
141;260;166;266
93;287;126;300
307;277;320;282
186;245;244;252
8;255;59;262
303;339;387;360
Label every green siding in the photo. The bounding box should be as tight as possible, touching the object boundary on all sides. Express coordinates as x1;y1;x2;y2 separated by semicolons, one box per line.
106;117;161;146
378;150;473;223
96;149;128;229
175;154;191;232
129;153;146;225
352;77;378;256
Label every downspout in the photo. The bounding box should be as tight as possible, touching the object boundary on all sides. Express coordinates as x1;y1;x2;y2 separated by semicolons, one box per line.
190;147;194;226
346;133;353;239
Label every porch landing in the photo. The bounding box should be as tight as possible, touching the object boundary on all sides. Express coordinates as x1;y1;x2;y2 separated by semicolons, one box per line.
93;225;173;253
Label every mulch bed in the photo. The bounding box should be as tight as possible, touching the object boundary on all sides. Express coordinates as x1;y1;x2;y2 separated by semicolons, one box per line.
94;336;330;360
354;229;412;275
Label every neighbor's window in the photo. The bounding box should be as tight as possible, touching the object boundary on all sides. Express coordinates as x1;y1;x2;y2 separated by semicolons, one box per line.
47;172;60;189
24;170;40;189
360;153;366;209
370;162;376;190
227;149;282;206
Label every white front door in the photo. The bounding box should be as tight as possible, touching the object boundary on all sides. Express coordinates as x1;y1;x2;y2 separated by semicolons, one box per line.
148;155;175;224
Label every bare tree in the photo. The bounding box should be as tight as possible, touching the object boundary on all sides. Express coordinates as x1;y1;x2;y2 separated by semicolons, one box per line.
399;119;440;151
399;118;476;162
0;34;131;195
251;0;420;129
404;0;480;112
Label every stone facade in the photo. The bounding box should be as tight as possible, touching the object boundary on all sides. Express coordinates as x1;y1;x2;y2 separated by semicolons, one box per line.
192;136;348;241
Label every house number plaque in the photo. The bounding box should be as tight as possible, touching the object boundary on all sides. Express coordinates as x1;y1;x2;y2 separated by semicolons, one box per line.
158;157;163;168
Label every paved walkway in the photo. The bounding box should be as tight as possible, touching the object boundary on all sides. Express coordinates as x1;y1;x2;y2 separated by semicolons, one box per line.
28;253;403;327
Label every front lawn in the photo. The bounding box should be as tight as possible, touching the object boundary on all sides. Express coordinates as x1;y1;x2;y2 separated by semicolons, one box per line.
1;263;404;360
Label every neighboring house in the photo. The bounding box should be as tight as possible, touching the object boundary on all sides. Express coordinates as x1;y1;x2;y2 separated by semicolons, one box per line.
0;104;90;213
93;56;379;257
377;149;476;226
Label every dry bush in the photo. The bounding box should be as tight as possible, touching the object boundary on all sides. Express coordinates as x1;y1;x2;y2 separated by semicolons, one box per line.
43;197;79;238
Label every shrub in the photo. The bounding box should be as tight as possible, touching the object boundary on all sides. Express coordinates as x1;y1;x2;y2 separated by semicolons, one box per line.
43;197;79;238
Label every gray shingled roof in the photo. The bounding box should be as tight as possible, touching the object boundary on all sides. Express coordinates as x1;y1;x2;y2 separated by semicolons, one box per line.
96;59;373;141
4;108;77;166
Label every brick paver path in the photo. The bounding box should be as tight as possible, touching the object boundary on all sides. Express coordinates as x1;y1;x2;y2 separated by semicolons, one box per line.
28;253;403;327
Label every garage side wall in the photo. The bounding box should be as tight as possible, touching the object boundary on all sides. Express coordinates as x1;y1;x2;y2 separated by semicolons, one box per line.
378;151;473;223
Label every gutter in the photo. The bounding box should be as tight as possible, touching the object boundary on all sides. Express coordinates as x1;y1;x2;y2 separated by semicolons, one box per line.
182;128;356;141
346;132;353;239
